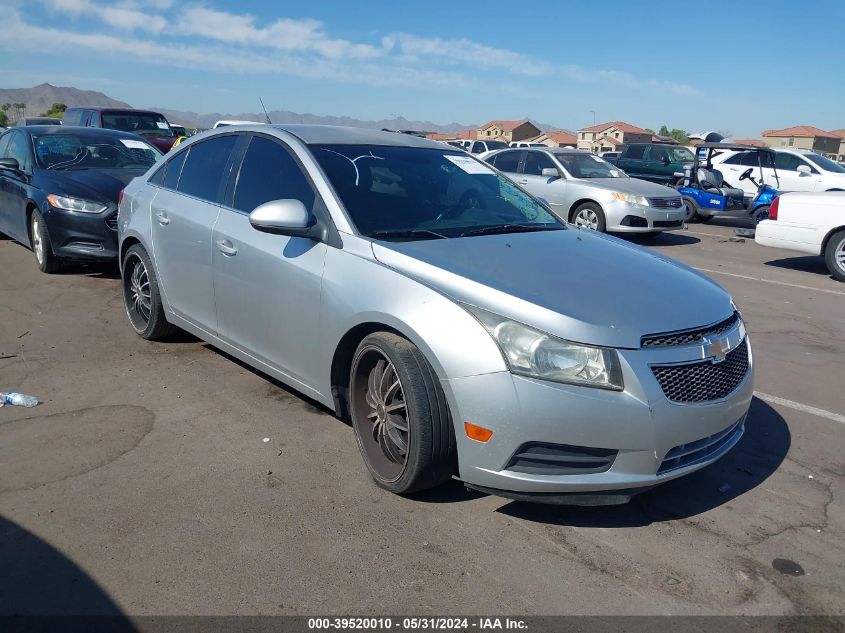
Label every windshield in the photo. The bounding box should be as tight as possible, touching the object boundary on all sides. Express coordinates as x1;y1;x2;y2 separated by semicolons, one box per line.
805;153;845;173
101;111;174;138
311;144;563;239
33;132;163;170
668;147;695;162
553;152;627;179
485;141;508;150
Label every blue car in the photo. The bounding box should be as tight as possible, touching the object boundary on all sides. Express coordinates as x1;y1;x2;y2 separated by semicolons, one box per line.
677;143;780;223
0;126;162;272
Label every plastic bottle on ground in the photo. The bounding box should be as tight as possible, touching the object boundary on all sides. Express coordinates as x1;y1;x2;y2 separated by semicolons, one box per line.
0;392;39;407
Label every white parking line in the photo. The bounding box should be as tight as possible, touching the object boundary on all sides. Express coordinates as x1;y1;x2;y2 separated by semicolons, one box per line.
754;391;845;424
694;267;845;296
685;230;736;239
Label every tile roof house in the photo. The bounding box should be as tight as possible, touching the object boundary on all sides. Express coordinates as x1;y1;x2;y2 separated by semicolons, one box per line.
731;139;767;148
577;121;652;152
829;129;845;161
762;126;840;155
477;119;542;143
425;129;477;141
530;130;578;147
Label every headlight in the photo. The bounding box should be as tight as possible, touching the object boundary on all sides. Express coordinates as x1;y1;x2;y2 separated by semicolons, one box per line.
46;194;108;214
611;192;649;206
464;305;623;390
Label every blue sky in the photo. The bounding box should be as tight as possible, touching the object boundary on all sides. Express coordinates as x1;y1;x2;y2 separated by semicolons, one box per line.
3;0;844;136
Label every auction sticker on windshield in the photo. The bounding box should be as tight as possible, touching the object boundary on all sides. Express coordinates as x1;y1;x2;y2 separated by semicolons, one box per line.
444;154;494;175
156;121;169;129
120;139;150;149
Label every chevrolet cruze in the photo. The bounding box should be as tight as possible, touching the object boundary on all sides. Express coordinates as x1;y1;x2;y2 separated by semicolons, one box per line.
117;125;754;504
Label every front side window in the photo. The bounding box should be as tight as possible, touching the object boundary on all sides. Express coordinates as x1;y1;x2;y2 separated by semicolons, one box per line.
522;151;556;176
177;135;238;202
775;153;804;172
6;132;33;171
668;147;694;162
233;136;315;213
650;147;670;162
311;144;562;239
32;132;161;170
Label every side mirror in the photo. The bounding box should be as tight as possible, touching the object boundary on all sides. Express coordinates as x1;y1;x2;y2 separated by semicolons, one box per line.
0;157;21;172
249;199;323;240
661;156;671;165
541;167;560;179
797;164;811;175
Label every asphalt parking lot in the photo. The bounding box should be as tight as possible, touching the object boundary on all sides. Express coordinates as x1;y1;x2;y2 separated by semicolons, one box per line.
1;221;843;617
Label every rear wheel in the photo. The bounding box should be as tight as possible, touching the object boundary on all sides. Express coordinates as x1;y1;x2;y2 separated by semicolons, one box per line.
349;332;456;494
121;244;178;340
571;202;606;232
752;205;770;225
824;231;845;282
31;210;63;274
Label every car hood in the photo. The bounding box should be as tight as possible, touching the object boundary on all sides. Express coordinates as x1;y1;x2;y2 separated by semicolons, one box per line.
372;230;732;349
576;177;681;197
35;168;145;204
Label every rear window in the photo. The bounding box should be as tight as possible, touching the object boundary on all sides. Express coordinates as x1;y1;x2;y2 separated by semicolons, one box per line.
101;111;174;139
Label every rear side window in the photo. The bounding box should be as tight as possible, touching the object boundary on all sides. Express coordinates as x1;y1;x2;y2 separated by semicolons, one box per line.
176;135;237;202
233;136;315;212
162;150;187;189
625;145;646;159
490;150;521;173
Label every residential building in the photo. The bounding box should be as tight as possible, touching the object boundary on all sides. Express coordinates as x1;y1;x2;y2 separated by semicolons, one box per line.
732;139;767;148
829;129;845;161
761;126;840;155
425;129;477;142
477;119;542;143
576;121;652;153
530;130;578;147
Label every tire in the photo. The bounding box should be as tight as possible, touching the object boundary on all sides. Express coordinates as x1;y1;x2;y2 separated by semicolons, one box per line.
121;244;178;340
681;197;697;222
30;210;63;274
824;230;845;282
697;212;714;223
752;205;770;225
349;332;456;494
571;202;607;232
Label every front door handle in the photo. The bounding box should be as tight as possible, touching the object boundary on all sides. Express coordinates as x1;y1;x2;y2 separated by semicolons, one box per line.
216;239;238;256
154;210;170;226
519;179;529;184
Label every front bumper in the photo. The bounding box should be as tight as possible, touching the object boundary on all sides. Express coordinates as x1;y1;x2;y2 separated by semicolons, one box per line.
443;333;753;499
604;200;686;232
43;204;118;261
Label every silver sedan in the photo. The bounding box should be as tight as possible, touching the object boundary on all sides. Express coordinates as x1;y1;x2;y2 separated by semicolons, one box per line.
118;125;753;504
485;147;688;233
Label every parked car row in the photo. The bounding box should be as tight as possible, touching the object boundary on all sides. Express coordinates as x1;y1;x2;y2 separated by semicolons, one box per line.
0;123;757;505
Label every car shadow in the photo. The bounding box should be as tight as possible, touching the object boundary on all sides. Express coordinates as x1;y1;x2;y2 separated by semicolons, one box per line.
60;261;122;280
619;232;701;246
764;255;830;277
0;515;135;627
493;397;790;527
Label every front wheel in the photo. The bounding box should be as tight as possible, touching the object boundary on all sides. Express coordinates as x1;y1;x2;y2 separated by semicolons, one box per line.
824;230;845;282
681;197;697;222
349;332;456;494
121;245;178;340
31;210;63;274
571;202;606;232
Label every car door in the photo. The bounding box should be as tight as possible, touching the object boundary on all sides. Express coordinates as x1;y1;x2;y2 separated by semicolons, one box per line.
0;131;35;243
211;133;328;389
617;144;646;179
150;133;239;334
519;151;567;208
771;153;820;193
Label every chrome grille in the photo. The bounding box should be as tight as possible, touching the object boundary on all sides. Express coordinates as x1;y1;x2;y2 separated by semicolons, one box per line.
651;339;749;403
642;312;739;348
648;196;683;209
657;420;744;474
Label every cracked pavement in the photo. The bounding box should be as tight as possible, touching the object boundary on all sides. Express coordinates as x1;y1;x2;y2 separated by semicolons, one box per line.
0;222;843;616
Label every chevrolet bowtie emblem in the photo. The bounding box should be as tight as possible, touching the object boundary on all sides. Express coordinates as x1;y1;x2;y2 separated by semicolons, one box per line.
704;335;731;363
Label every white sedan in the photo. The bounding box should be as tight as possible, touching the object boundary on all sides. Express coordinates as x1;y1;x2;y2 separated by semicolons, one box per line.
755;191;845;281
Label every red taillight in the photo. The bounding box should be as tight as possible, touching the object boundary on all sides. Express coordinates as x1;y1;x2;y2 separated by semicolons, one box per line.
769;196;779;220
118;190;125;205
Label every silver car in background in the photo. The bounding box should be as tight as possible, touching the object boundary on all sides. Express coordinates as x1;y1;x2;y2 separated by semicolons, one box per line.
485;147;687;233
118;125;753;504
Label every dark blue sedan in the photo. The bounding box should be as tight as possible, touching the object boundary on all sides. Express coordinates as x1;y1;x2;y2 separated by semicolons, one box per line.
0;126;161;272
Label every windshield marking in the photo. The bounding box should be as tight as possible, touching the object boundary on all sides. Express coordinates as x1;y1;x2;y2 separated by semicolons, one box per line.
320;148;384;185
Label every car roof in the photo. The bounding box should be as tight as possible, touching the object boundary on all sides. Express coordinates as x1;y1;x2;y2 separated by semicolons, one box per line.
66;107;165;114
269;124;448;149
15;125;152;138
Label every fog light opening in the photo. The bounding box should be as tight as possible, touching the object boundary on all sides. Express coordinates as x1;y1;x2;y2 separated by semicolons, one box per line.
464;421;493;443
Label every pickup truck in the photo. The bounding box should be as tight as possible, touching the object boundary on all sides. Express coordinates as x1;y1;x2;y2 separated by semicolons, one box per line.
605;143;696;185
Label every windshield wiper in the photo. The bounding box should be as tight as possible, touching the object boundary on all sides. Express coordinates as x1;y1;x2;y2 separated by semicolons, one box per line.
368;229;449;241
459;224;562;238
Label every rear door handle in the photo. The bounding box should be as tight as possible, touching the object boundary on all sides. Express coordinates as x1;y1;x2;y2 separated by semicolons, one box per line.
216;239;238;256
154;210;170;225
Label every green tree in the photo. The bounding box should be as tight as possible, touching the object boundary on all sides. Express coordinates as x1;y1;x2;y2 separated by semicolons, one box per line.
0;110;7;127
668;128;690;144
40;102;67;118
